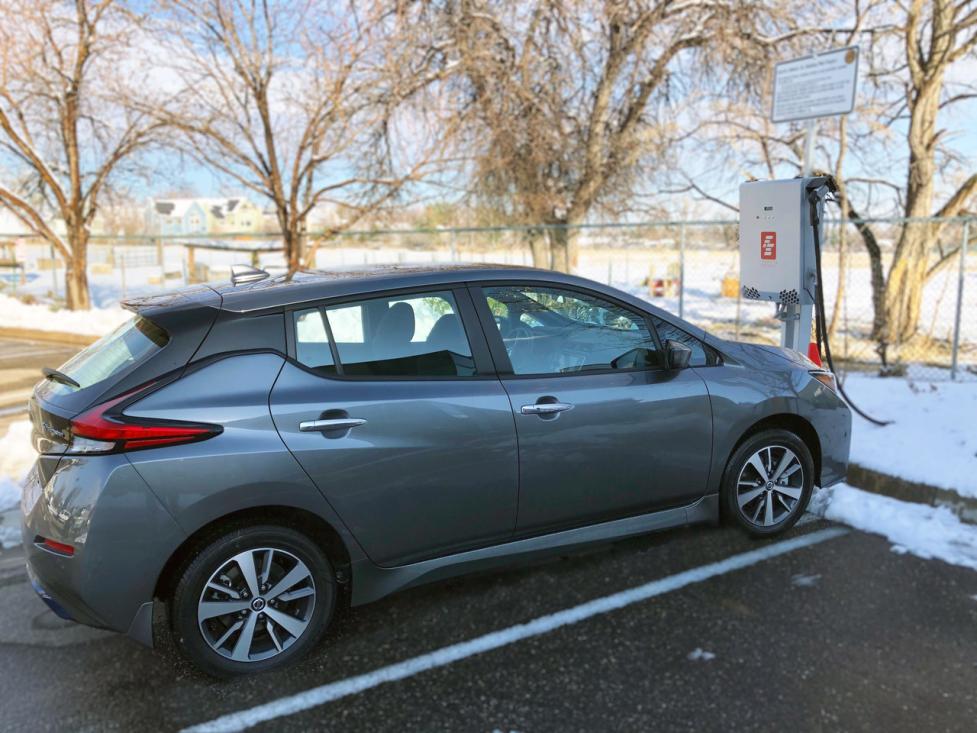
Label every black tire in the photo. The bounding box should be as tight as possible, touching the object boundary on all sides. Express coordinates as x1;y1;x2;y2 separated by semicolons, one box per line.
722;429;814;538
170;524;335;678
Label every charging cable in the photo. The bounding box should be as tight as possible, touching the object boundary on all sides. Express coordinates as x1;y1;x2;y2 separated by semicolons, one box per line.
806;177;892;426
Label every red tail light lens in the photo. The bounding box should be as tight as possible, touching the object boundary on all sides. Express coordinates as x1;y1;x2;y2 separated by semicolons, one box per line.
38;537;75;556
69;388;221;454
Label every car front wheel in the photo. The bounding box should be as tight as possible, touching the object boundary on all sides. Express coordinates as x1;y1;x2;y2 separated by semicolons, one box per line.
723;429;814;537
170;524;335;677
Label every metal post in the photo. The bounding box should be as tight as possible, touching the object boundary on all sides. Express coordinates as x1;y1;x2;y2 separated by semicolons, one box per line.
450;229;457;262
678;222;686;319
951;221;969;380
156;238;165;287
118;247;127;298
49;244;57;296
801;118;817;176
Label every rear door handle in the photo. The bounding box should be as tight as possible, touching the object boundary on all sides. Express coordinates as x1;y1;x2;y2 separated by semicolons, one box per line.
520;402;573;415
300;418;367;432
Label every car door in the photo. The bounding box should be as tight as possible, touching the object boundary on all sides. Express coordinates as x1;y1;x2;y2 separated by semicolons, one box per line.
270;286;519;567
470;283;713;535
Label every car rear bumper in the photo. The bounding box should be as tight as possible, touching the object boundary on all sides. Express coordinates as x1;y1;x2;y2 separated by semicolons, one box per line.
21;453;186;646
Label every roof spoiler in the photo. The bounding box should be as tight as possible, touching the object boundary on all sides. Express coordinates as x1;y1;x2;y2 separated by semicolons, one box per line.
230;264;270;286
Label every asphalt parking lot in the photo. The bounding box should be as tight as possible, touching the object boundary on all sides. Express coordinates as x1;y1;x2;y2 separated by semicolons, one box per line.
0;336;79;428
1;516;975;732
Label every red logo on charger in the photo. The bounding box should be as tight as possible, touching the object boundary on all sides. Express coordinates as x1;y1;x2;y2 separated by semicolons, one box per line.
760;231;777;260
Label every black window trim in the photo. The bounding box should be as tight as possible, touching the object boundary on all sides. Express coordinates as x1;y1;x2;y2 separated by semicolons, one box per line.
285;283;497;381
650;313;724;368
467;280;670;379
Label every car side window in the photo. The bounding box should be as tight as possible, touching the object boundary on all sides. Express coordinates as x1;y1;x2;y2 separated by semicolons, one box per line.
307;290;477;378
651;316;718;367
482;285;660;375
294;309;337;375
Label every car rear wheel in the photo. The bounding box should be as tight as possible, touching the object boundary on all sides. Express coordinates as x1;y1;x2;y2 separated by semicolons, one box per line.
723;429;814;537
170;525;335;677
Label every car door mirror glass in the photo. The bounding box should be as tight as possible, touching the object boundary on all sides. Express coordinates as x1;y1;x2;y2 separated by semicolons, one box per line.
666;339;693;369
609;347;658;370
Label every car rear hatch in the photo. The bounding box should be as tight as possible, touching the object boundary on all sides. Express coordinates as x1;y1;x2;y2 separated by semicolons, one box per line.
29;285;222;465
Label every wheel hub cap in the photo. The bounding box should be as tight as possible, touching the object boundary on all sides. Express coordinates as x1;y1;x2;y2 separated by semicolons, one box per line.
735;445;805;528
197;547;316;663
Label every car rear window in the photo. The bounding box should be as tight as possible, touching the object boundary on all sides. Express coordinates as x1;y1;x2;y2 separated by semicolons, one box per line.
44;316;169;396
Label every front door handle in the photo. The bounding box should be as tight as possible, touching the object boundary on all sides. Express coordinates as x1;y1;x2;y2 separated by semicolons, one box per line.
520;402;573;415
300;418;367;432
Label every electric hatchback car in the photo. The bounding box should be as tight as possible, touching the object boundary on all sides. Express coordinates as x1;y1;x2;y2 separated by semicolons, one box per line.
22;263;850;676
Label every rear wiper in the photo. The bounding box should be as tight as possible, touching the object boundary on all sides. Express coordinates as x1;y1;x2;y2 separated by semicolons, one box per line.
42;367;80;388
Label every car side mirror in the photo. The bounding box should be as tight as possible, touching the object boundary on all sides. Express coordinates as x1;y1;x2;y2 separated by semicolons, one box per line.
666;339;692;369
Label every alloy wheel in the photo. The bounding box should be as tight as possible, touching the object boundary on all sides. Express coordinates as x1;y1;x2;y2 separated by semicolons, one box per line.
197;547;316;662
735;445;805;528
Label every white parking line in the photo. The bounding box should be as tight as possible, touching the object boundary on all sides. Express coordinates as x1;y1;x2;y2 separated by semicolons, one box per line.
184;526;847;733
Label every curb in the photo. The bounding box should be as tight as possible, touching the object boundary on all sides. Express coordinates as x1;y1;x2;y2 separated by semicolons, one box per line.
845;463;977;525
0;326;97;347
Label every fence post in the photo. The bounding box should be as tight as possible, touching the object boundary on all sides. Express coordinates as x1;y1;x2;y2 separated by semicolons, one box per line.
49;244;58;297
117;246;127;299
156;238;165;287
678;222;686;319
950;220;969;380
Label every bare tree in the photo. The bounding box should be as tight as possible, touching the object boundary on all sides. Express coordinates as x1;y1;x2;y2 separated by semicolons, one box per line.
0;0;161;309
423;0;777;271
869;0;977;356
152;0;445;273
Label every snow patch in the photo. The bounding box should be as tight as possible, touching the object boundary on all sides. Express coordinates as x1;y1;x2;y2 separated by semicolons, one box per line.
0;294;128;336
815;484;977;572
842;375;977;499
790;573;821;587
687;648;716;661
0;421;33;512
0;522;20;549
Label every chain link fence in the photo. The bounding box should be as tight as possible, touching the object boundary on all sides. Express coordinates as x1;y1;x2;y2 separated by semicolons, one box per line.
1;216;973;381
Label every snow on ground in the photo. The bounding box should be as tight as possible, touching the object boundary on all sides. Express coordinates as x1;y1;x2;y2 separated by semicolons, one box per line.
0;420;32;548
0;294;128;336
811;483;977;572
841;374;977;498
0;421;31;511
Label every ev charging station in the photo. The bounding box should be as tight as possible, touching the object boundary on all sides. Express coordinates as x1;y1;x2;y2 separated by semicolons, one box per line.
738;177;820;354
738;46;859;359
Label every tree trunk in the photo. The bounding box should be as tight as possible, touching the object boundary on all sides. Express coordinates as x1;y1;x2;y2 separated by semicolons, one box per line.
525;229;550;268
63;231;90;311
880;62;944;351
283;225;301;275
843;200;888;363
548;222;572;273
883;225;933;345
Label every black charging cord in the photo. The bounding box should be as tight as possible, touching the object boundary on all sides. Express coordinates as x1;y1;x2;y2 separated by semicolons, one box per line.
806;177;892;426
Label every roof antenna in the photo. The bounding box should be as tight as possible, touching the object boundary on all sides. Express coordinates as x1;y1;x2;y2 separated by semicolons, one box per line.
230;264;270;286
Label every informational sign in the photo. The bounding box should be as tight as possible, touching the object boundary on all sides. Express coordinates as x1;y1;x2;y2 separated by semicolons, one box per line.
771;46;859;123
760;231;777;261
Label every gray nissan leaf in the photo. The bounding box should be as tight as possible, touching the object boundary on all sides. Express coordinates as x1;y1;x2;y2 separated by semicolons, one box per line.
21;264;850;676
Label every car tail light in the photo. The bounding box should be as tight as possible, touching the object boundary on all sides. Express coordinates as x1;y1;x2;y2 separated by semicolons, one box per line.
68;386;221;454
809;370;837;392
37;537;75;556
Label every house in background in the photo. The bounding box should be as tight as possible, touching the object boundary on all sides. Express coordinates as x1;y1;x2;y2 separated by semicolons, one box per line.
146;197;264;236
215;198;262;233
